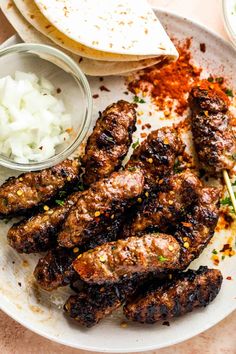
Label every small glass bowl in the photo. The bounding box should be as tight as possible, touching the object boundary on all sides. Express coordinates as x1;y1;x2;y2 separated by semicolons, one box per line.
222;0;236;49
0;43;92;171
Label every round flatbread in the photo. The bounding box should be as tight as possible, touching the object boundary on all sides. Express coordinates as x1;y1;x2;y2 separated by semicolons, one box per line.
34;0;178;57
0;2;168;76
13;0;157;61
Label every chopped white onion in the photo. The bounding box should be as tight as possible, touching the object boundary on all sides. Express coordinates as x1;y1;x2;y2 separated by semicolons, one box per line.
0;71;72;163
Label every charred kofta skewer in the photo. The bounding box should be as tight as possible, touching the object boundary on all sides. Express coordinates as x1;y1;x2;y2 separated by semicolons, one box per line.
122;170;201;238
124;266;222;324
0;159;80;218
175;187;220;269
189;80;236;211
189;81;236;174
8;100;137;254
64;276;144;328
57;169;144;249
82;100;137;186
72;233;180;285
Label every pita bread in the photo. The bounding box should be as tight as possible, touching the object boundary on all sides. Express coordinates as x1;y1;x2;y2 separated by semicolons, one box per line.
13;0;157;61
0;1;168;76
34;0;178;57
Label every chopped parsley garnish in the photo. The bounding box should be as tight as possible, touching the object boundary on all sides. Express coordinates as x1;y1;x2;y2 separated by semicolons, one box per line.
132;140;139;149
59;190;67;198
173;159;181;174
212;249;218;255
158;255;168;262
232;180;236;186
133;95;146;104
77;182;85;191
215;77;224;84
207;76;214;83
225;88;234;97
127;166;136;172
55;199;65;206
220;194;236;214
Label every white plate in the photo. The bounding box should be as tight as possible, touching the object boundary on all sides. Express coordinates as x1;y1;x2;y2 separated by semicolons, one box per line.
0;9;235;353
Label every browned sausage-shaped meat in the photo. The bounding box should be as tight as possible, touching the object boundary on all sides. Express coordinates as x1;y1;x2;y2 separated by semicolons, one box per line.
189;81;236;173
123;170;201;238
124;266;223;324
58;169;144;248
73;233;180;285
64;277;141;327
82;100;137;186
126;126;186;189
175;187;220;269
0;159;80;218
7;192;79;253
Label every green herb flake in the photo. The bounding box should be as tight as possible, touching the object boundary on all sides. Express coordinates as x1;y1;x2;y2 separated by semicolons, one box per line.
77;183;85;191
173;159;181;174
212;249;218;255
133;95;146;104
215;77;224;84
59;190;67;198
207;76;214;83
158;255;168;262
225;88;234;97
232;180;236;186
127;166;136;172
55;199;65;206
221;255;225;260
132;140;139;149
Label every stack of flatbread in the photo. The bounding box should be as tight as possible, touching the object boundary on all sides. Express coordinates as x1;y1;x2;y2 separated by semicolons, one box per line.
0;0;178;76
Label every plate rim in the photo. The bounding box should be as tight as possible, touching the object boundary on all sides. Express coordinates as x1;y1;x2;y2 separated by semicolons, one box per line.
0;7;235;352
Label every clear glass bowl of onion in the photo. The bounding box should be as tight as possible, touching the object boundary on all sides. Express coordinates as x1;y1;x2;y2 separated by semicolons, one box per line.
0;43;92;171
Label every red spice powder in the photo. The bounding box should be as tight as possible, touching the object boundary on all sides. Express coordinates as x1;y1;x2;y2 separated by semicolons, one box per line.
128;39;202;115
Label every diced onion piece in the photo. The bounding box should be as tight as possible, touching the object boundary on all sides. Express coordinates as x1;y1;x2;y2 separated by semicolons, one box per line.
0;71;72;163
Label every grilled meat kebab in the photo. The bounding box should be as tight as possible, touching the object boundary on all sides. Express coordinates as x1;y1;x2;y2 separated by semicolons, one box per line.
123;170;201;237
82;100;137;186
0;159;80;218
8;100;137;253
124;266;222;324
58;169;144;248
175;187;220;268
7;192;78;253
73;233;180;285
189;80;236;173
126;126;185;189
64;276;142;327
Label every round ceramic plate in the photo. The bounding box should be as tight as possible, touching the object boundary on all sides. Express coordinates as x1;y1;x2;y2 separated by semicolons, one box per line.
0;9;235;352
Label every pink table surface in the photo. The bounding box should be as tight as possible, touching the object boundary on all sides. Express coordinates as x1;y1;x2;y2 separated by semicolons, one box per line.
0;0;235;353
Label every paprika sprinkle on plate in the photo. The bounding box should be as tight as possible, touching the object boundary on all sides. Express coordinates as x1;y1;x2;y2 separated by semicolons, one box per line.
127;39;201;115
